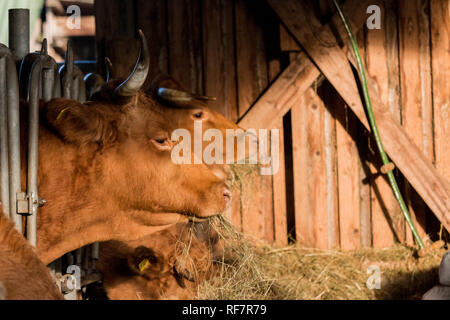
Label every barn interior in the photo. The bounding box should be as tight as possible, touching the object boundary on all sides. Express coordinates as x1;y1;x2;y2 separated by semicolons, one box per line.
0;0;449;300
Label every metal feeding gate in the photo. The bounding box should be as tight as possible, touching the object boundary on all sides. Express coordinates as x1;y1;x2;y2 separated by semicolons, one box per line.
1;9;103;300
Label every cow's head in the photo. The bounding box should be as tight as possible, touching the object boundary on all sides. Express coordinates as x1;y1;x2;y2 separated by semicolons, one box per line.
86;54;258;184
147;75;258;181
43;31;231;221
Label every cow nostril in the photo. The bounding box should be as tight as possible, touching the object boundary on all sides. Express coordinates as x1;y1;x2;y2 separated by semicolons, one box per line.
222;188;232;203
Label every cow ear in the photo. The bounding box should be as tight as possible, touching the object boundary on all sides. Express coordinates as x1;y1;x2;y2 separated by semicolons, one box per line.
148;74;188;93
44;98;118;146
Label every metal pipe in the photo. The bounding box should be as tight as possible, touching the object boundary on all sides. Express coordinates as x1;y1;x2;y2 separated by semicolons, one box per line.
77;73;86;103
71;73;79;101
90;242;99;271
0;56;10;217
25;43;60;246
42;68;55;102
40;40;54;102
26;57;42;246
8;9;30;63
53;71;61;98
62;41;74;99
18;52;39;100
2;46;22;231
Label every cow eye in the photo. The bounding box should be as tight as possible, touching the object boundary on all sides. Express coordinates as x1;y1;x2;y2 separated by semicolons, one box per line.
151;137;172;151
193;112;203;119
191;110;207;120
154;138;166;144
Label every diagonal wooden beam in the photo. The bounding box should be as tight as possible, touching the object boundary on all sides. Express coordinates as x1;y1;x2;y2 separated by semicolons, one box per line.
238;0;374;129
268;0;450;232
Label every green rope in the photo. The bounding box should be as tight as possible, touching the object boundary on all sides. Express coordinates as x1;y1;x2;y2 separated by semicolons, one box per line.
332;0;424;249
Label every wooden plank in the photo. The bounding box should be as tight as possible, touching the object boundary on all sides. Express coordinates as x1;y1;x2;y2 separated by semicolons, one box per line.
240;167;263;240
167;0;203;93
430;0;450;207
238;0;373;129
238;51;319;129
291;91;310;246
317;82;341;249
291;89;331;248
234;0;269;118
431;0;450;186
365;0;403;247
268;48;285;246
94;0;134;41
268;0;450;234
280;24;300;52
261;169;274;244
272;118;288;246
334;94;361;250
260;42;282;244
230;183;242;232
136;0;169;87
94;0;137;78
398;0;432;244
323;94;339;249
202;0;238;121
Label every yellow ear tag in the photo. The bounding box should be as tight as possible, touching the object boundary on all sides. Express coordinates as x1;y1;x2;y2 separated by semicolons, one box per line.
56;107;71;120
138;258;150;272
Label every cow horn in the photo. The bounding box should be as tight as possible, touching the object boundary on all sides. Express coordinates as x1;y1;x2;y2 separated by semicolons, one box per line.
157;87;216;104
115;29;149;97
104;57;112;82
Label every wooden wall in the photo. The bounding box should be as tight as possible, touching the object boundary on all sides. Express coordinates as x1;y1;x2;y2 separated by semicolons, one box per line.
94;0;449;249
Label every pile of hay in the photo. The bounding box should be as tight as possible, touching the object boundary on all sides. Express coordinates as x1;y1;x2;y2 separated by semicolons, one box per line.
198;216;447;300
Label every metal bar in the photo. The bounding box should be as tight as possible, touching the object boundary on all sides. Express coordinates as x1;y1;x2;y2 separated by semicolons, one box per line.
62;41;74;99
18;52;40;100
8;9;30;63
26;57;42;246
0;57;9;217
42;68;55;102
71;73;79;101
25;42;60;246
3;47;22;231
53;70;62;98
76;73;86;103
90;242;99;271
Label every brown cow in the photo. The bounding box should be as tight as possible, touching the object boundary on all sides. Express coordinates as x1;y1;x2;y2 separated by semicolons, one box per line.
80;31;262;297
22;30;230;265
89;72;247;300
97;222;218;300
0;211;63;300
